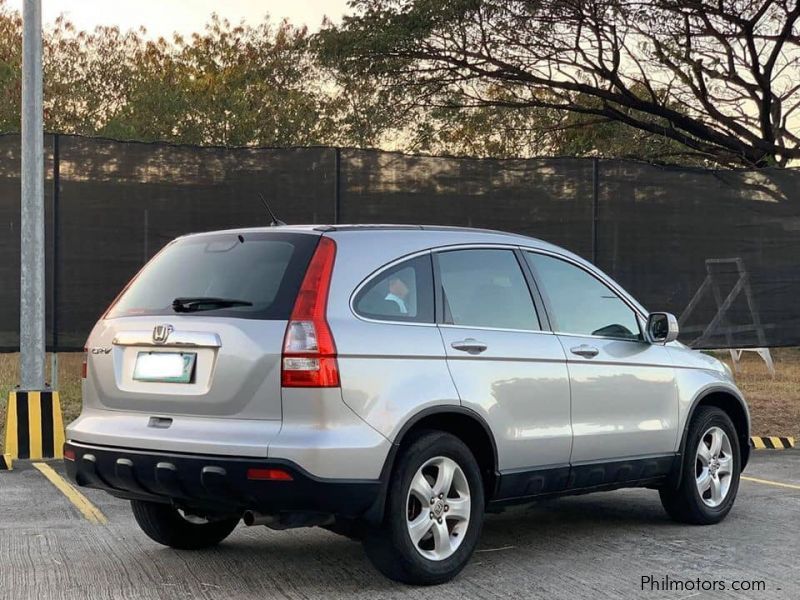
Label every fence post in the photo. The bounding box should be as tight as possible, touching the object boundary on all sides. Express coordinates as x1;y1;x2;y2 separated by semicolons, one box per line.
333;147;341;224
50;133;59;387
143;208;149;263
591;157;599;264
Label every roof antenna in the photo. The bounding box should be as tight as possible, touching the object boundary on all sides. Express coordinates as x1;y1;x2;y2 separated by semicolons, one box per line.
259;193;286;227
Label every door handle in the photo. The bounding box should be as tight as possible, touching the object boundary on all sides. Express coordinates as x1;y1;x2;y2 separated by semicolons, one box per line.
570;344;599;358
451;338;488;354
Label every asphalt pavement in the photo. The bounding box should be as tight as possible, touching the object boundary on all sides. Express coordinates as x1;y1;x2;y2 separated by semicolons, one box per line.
1;451;798;599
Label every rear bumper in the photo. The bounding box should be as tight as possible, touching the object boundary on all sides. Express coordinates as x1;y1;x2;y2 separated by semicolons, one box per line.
64;441;380;518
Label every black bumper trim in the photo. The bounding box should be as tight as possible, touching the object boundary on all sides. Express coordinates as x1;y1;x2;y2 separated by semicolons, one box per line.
65;441;380;517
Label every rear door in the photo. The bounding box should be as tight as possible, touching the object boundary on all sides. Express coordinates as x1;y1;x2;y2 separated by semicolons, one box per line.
434;247;572;486
524;251;678;465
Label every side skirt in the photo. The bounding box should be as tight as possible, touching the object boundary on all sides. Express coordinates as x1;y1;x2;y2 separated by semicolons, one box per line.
488;454;679;508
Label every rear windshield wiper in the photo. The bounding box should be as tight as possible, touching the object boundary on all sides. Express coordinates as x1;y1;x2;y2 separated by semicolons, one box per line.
172;297;254;313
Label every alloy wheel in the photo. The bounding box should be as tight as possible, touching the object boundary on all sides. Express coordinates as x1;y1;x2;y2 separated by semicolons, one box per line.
405;456;471;561
695;426;733;508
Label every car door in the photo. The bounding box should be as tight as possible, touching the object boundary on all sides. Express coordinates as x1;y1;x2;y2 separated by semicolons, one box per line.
434;247;572;495
524;251;679;470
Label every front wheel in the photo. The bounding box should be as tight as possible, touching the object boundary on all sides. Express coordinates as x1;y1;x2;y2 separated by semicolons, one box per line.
363;430;485;585
131;500;239;549
660;406;741;524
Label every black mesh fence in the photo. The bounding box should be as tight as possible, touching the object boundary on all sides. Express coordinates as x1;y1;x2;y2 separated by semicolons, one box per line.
1;133;799;350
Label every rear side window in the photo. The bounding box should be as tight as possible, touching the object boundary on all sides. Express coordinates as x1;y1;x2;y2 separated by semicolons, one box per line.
106;232;320;320
353;255;434;323
436;249;540;330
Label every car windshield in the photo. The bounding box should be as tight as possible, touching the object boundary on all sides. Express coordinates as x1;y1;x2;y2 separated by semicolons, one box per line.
106;232;319;320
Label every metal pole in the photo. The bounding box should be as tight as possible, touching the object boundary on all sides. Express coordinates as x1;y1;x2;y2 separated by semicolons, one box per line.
591;157;599;265
20;0;45;390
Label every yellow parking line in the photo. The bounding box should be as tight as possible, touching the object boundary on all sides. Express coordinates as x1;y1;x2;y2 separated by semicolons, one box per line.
741;475;800;491
32;462;108;524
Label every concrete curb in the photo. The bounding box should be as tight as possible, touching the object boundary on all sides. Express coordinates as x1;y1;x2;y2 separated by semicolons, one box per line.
3;391;65;461
750;436;795;450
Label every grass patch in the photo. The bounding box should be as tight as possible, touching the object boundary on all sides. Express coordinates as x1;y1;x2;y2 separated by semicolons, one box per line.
717;347;800;438
0;349;798;448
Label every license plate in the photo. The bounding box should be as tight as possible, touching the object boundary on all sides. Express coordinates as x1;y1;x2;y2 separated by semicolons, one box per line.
133;352;196;383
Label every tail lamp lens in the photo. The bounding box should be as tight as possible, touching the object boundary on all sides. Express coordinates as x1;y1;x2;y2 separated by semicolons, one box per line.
281;237;339;388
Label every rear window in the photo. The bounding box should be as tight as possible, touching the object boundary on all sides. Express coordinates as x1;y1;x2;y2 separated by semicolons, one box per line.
106;232;320;320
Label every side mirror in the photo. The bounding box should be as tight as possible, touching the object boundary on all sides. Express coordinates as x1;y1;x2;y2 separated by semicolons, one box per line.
646;312;679;344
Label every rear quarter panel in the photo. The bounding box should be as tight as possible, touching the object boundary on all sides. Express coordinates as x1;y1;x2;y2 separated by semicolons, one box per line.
326;232;461;441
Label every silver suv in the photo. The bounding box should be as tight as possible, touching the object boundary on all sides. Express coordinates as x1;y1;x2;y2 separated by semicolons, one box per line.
66;225;749;585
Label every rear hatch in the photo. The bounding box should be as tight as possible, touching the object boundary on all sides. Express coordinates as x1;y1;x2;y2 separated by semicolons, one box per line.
76;230;321;453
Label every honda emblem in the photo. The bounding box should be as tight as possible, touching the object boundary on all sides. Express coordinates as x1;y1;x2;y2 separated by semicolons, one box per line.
152;324;174;344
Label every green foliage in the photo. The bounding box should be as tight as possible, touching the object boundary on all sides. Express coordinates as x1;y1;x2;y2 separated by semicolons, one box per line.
0;3;20;132
0;2;335;146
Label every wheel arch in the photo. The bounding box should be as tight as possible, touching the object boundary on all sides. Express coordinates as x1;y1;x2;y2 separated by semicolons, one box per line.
670;386;751;489
363;406;499;525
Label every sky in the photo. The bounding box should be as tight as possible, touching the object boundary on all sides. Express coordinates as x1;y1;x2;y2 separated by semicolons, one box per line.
6;0;352;36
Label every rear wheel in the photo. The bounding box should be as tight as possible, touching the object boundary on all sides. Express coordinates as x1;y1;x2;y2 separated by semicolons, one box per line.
660;406;741;524
131;500;239;549
363;431;484;585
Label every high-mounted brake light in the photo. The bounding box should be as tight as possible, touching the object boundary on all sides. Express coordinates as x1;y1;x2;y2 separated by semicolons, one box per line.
281;237;340;387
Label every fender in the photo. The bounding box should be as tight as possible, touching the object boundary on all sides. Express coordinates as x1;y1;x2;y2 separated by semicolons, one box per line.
362;405;499;525
667;384;751;490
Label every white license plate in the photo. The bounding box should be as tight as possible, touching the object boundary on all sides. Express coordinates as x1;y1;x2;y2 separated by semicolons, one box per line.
133;352;196;383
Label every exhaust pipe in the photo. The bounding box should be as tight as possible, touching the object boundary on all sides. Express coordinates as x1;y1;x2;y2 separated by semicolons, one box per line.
243;510;272;527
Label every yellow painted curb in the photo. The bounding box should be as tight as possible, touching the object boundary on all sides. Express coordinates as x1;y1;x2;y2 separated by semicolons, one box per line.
750;436;795;450
3;391;65;460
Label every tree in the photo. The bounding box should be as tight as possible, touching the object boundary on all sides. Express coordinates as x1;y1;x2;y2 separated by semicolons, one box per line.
318;0;800;167
0;1;20;133
0;1;337;146
401;85;699;160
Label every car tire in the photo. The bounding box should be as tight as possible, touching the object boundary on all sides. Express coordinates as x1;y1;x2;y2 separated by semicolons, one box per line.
363;430;484;585
659;406;741;525
131;500;239;549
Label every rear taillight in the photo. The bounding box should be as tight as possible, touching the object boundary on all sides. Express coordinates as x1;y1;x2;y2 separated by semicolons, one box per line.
81;347;88;379
281;237;340;388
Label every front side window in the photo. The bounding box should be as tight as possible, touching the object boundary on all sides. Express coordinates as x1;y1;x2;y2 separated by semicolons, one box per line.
353;255;434;323
436;249;540;330
525;252;641;340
